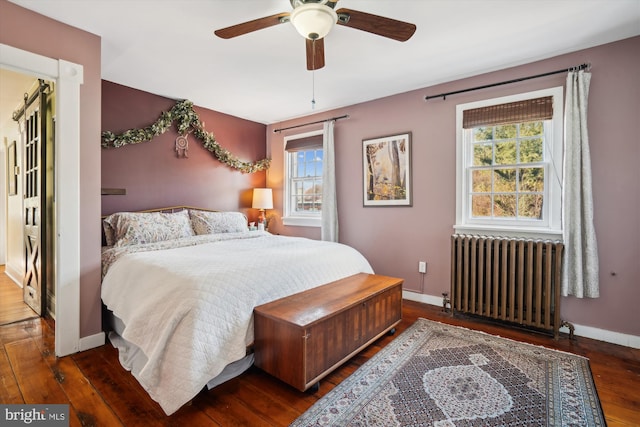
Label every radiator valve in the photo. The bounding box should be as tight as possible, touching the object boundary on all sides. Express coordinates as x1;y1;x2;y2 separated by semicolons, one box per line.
442;292;451;313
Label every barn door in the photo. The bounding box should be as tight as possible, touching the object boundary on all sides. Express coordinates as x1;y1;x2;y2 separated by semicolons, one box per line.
21;95;45;315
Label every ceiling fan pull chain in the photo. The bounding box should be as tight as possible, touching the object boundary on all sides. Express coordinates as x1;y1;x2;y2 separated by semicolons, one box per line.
311;70;316;109
311;39;316;109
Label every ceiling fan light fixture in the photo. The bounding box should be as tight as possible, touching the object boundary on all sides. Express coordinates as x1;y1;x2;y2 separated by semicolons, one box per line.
290;3;338;40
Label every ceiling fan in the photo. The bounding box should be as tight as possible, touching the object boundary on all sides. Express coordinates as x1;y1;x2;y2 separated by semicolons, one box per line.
214;0;416;70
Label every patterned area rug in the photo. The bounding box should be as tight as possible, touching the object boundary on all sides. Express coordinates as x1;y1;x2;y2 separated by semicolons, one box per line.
291;318;605;427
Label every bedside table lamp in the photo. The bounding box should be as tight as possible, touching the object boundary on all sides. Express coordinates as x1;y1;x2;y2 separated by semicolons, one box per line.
252;188;273;230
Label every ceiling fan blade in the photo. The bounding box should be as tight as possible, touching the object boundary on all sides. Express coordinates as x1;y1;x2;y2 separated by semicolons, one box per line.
335;8;416;42
306;38;325;70
214;12;290;39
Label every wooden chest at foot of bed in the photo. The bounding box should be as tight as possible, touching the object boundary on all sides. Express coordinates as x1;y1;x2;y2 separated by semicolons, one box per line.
253;273;403;392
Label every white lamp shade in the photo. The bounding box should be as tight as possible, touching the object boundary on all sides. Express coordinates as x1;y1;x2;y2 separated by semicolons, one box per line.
290;3;338;40
252;188;273;209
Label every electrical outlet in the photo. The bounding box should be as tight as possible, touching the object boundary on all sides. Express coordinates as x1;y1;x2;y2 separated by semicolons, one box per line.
418;261;427;274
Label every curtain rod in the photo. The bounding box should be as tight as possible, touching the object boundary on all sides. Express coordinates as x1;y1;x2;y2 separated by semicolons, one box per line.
273;114;349;133
424;63;590;101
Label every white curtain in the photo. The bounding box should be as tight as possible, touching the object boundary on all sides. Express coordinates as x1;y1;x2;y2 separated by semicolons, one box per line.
562;70;599;298
321;120;338;242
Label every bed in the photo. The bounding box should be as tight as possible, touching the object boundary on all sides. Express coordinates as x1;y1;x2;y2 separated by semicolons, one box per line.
100;207;374;415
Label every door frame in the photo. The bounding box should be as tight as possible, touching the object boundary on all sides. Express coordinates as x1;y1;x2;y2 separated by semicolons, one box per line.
1;43;82;357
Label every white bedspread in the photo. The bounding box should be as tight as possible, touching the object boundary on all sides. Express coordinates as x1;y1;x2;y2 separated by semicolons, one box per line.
101;231;373;415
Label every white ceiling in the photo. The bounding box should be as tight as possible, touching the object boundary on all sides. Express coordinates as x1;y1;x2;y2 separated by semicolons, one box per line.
5;0;640;124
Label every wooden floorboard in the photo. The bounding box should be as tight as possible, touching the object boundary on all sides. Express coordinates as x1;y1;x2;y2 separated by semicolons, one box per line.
0;266;38;326
0;341;22;403
0;299;638;425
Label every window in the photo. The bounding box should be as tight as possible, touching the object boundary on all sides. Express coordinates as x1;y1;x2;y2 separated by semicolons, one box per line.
455;87;563;238
283;130;323;227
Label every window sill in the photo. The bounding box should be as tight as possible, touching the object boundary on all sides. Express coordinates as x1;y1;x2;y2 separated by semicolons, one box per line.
454;224;562;241
282;216;321;228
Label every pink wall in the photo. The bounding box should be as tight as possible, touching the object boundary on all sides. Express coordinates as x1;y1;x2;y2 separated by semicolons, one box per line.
267;36;640;338
101;81;267;219
0;0;102;337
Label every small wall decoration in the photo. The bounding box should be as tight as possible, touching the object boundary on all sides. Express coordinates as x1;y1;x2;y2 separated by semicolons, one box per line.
175;135;189;158
362;132;412;206
8;141;17;196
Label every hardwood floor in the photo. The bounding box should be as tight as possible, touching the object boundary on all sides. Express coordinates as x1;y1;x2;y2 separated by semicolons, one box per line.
0;266;38;326
1;299;639;426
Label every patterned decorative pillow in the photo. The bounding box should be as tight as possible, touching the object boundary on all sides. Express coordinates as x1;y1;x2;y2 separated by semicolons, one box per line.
103;219;117;247
189;210;248;235
103;210;194;247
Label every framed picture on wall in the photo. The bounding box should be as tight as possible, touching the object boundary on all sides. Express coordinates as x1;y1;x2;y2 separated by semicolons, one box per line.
362;132;412;206
8;142;17;196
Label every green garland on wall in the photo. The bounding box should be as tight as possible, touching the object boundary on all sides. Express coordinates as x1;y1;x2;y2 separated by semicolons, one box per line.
101;99;271;173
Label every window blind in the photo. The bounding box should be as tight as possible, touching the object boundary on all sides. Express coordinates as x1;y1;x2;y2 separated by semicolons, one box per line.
463;96;553;128
285;135;323;151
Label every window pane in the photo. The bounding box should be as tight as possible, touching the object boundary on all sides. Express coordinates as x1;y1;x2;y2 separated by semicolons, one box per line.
495;140;516;164
472;195;492;217
518;194;543;219
520;138;543;163
473;143;492;166
494;124;517;139
473;127;493;141
472;169;491;192
494;195;516;217
519;121;543;137
306;193;315;207
302;180;312;193
519;167;544;192
305;151;315;162
494;169;516;192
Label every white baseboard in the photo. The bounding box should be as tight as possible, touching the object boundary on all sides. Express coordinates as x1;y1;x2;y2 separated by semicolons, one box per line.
79;331;105;352
571;323;640;349
402;290;640;349
4;264;23;287
403;290;444;308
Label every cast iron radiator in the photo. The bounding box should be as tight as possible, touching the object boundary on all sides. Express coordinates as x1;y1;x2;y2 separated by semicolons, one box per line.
450;234;567;338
